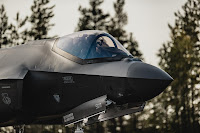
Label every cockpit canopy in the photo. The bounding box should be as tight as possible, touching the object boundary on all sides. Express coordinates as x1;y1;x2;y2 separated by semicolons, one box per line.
56;30;132;61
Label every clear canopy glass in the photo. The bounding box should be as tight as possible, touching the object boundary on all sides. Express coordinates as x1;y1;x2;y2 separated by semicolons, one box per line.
56;31;131;60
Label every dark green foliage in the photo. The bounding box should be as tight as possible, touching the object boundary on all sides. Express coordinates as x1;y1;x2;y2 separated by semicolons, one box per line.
151;0;200;132
75;0;109;31
107;118;118;133
84;123;104;133
107;0;128;45
107;0;142;59
9;12;28;46
127;33;143;59
28;0;55;40
126;114;139;133
0;0;55;48
0;5;10;48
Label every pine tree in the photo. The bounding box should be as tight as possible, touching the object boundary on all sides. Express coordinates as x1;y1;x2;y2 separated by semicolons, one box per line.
107;0;142;58
107;118;118;133
127;33;143;59
75;0;109;31
9;12;28;46
151;0;200;132
107;0;128;45
28;0;55;40
0;5;11;48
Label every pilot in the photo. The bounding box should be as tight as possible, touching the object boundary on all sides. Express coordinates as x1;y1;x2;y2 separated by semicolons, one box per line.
95;37;110;58
86;36;111;59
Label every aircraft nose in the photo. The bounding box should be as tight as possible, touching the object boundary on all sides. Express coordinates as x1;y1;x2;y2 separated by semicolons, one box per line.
127;62;173;80
126;62;173;101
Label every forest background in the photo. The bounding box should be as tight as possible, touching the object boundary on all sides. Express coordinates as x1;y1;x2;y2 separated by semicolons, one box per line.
0;0;199;133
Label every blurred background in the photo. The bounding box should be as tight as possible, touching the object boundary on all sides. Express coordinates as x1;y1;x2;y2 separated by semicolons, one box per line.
0;0;199;133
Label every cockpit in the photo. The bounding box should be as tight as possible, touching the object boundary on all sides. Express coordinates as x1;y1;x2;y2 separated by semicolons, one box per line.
53;30;133;64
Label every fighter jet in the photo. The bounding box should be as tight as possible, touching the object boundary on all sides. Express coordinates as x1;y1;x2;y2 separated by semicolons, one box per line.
0;30;173;133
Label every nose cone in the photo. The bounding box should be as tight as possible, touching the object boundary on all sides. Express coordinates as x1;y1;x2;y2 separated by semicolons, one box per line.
127;62;173;101
127;62;173;80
